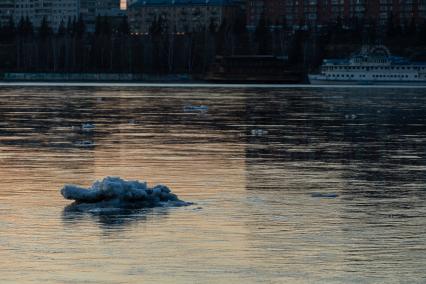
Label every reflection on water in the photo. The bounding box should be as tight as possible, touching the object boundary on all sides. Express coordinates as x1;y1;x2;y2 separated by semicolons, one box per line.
0;87;426;283
62;207;170;232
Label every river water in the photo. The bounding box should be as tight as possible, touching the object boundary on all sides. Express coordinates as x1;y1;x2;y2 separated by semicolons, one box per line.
0;86;426;283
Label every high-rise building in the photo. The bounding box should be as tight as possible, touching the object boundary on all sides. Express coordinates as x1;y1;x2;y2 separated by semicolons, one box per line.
0;0;14;25
246;0;426;30
14;0;35;24
80;0;96;32
51;0;80;30
14;0;79;31
246;0;264;30
13;0;123;33
80;0;125;33
128;0;242;34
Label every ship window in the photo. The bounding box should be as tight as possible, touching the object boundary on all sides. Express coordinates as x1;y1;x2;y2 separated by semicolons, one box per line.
415;75;418;78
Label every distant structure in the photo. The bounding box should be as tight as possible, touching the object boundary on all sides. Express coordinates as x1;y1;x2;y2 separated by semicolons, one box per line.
14;0;80;31
79;0;96;31
247;0;426;31
0;0;14;25
80;0;125;33
11;0;124;33
128;0;242;34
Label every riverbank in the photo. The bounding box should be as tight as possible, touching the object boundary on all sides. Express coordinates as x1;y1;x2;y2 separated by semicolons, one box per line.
2;73;193;82
0;82;425;89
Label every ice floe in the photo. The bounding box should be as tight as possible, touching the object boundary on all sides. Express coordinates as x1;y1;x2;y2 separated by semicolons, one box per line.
81;123;95;131
183;105;208;113
74;140;95;147
310;192;339;198
250;129;269;136
61;177;191;211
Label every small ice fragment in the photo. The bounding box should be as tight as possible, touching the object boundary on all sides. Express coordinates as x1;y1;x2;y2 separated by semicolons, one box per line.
311;192;339;198
183;105;208;113
251;129;268;136
81;123;95;131
75;140;95;147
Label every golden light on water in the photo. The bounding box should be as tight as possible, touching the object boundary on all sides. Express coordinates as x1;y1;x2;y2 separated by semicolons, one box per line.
2;87;426;283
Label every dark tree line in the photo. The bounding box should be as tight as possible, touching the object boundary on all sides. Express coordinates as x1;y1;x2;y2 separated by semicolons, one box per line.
301;15;426;70
0;14;425;74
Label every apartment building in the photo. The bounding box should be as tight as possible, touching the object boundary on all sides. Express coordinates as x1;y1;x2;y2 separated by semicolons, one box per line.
128;0;242;34
14;0;79;31
247;0;426;30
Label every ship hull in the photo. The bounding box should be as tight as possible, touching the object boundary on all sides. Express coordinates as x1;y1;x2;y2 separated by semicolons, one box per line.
308;75;426;86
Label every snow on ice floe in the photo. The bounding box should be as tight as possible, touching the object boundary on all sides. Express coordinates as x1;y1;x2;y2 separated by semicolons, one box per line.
61;177;191;211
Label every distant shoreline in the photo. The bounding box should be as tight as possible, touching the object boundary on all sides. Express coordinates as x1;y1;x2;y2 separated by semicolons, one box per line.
0;82;425;89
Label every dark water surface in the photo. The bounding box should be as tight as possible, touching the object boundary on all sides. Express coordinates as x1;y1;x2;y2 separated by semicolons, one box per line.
0;86;426;283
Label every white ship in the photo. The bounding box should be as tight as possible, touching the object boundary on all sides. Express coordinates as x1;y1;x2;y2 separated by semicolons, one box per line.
308;46;426;85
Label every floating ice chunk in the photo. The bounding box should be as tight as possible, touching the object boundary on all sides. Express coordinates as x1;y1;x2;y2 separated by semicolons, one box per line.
75;140;95;147
82;123;95;131
251;129;268;136
183;105;208;113
61;177;190;211
311;192;339;198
